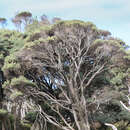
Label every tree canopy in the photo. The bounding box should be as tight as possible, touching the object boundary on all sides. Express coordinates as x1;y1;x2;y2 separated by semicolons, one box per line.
0;13;129;130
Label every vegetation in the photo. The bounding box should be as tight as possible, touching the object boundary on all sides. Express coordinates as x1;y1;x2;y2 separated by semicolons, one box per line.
0;109;8;117
0;12;129;130
0;18;7;28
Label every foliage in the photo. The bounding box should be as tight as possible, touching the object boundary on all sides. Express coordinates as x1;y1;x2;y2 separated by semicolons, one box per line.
124;50;130;60
2;80;10;88
16;11;32;18
0;109;8;117
0;17;129;130
25;112;37;123
2;54;21;78
110;68;127;86
21;120;32;129
0;29;25;62
10;90;23;99
10;76;36;87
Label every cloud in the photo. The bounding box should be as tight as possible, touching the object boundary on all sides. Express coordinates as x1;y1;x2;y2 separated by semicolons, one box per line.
1;0;130;45
0;0;129;17
1;0;129;22
2;0;92;13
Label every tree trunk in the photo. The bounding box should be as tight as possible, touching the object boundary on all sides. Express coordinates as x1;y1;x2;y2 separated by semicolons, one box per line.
78;112;90;130
2;122;5;130
73;105;90;130
72;95;90;130
78;120;90;130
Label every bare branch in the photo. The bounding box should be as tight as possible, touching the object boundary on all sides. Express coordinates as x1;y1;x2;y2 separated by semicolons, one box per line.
105;123;117;130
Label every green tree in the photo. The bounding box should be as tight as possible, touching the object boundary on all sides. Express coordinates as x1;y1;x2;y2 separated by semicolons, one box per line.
1;19;130;130
15;20;129;130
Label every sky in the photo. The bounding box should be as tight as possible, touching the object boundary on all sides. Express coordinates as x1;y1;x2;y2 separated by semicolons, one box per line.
0;0;130;46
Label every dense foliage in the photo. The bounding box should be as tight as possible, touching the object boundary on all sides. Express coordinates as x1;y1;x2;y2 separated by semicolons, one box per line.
0;13;129;130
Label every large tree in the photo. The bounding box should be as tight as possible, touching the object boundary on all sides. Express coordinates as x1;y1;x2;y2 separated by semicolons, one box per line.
1;20;130;130
15;20;129;130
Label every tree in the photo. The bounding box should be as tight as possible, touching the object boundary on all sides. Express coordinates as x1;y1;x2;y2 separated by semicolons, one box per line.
0;18;7;28
17;20;116;130
12;17;22;31
16;11;32;25
12;11;32;31
1;20;130;130
52;17;61;24
40;14;50;25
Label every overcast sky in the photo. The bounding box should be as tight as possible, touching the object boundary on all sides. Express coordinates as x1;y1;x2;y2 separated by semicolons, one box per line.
0;0;130;46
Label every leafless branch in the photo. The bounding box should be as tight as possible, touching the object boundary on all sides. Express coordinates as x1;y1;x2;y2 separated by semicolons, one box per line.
105;123;117;130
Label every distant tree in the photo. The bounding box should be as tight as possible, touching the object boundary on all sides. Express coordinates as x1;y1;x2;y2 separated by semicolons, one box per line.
12;17;22;31
40;14;50;25
25;19;40;33
99;29;111;39
0;18;7;28
12;11;32;31
52;17;61;24
16;11;32;26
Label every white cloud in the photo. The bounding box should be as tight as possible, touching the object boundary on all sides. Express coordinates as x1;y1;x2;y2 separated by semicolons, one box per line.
1;0;130;45
3;0;129;21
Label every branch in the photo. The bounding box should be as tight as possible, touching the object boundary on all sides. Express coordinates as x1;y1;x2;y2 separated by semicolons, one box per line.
120;86;130;111
105;123;117;130
120;101;130;111
84;64;105;88
37;105;73;130
33;91;72;111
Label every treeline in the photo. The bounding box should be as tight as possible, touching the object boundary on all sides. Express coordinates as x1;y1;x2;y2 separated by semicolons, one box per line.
0;11;61;31
0;12;130;130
